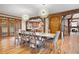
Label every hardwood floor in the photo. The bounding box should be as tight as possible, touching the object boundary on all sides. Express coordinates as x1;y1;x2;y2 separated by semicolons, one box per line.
0;32;79;54
63;32;79;54
0;37;63;54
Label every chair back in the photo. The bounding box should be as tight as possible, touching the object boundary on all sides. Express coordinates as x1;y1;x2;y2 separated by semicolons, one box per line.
54;31;60;44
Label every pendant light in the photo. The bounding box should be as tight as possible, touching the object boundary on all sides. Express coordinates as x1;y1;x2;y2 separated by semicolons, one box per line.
40;9;48;18
22;15;29;21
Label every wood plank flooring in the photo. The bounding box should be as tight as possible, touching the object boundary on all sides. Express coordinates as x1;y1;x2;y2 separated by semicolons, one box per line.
0;32;79;54
0;37;64;54
63;32;79;54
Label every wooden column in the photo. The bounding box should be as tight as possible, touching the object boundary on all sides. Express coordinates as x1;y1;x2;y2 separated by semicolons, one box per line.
78;21;79;32
7;17;10;37
68;19;70;35
0;16;2;40
18;19;21;29
68;14;73;35
14;19;16;37
43;18;46;33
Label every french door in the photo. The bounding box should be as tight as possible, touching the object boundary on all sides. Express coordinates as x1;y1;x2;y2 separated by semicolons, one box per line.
0;16;21;38
1;17;8;37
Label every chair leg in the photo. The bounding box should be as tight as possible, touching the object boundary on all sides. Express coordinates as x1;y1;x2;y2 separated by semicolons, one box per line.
15;38;18;46
16;39;20;46
53;43;62;54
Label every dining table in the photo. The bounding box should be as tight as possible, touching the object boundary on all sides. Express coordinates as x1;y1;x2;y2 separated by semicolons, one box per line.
19;31;55;48
19;31;55;38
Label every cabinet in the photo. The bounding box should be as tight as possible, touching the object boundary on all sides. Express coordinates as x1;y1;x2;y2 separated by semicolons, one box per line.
26;18;44;32
49;15;61;33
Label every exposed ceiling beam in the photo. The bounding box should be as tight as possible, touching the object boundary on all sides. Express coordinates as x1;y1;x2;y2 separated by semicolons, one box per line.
49;9;79;17
0;13;21;19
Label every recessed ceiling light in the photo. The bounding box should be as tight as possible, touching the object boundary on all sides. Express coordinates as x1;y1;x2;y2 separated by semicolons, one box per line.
42;4;47;6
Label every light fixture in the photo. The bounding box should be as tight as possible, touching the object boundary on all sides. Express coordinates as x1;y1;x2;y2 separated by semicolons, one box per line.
22;15;29;21
41;4;48;7
40;9;48;18
42;4;47;6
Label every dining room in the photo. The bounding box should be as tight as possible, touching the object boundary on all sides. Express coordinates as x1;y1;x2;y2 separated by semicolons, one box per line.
0;4;79;54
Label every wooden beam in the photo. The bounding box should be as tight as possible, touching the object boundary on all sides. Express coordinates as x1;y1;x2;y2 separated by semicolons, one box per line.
29;16;41;20
69;14;73;22
49;9;79;16
72;18;79;20
0;13;21;19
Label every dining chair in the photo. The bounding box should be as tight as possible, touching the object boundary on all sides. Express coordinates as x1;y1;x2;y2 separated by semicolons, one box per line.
52;31;61;54
29;35;37;48
53;31;60;49
15;29;22;46
36;39;44;48
20;30;27;46
25;35;30;45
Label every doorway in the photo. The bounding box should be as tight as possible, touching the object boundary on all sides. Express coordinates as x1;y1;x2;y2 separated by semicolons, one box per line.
64;13;79;36
0;16;21;39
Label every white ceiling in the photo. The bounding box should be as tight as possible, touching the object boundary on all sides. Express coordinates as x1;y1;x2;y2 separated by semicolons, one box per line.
0;4;79;17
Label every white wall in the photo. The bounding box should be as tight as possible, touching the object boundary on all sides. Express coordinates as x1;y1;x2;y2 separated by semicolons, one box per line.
22;20;26;30
45;18;49;33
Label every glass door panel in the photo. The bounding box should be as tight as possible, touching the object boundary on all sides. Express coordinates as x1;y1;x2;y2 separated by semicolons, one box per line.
15;20;21;31
1;17;8;37
9;18;15;36
1;17;21;37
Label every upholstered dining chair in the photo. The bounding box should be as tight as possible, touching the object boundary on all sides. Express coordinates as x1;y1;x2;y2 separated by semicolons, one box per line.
19;30;26;46
29;35;37;48
15;29;22;46
36;39;44;48
52;31;61;53
53;31;60;49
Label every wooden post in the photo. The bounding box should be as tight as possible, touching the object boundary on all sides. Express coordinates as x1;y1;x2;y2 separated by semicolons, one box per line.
7;17;10;37
68;19;70;35
0;16;2;41
43;18;46;33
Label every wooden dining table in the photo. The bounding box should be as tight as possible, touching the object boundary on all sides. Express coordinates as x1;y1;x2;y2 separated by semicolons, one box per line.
19;31;55;38
19;31;55;48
